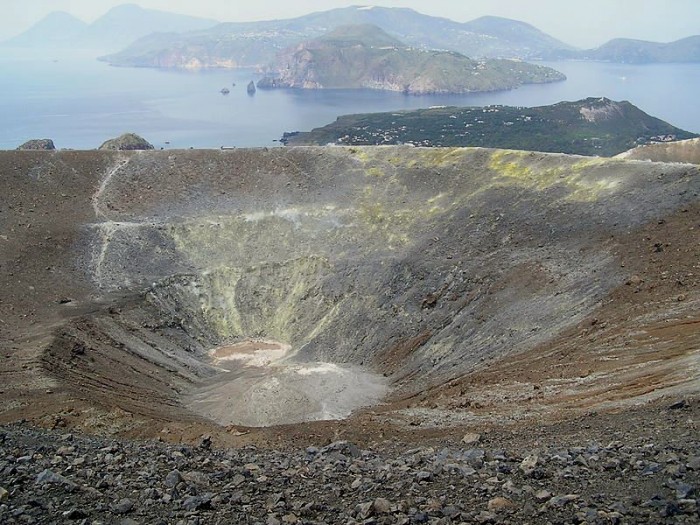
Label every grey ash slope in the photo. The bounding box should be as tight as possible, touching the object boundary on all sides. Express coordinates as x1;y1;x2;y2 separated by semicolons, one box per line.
101;5;574;68
618;137;700;164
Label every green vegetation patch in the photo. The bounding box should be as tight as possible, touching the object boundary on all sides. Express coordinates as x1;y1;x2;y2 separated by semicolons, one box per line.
283;98;698;156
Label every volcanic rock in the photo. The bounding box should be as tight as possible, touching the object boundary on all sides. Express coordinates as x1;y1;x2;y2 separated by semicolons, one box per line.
17;138;55;150
98;132;154;151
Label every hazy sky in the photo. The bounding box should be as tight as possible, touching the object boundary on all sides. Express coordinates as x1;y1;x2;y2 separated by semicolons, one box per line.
2;0;699;48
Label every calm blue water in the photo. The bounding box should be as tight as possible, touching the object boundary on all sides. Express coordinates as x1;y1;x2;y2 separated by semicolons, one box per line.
1;48;699;149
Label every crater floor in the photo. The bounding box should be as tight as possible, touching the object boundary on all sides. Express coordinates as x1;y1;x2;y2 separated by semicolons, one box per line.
186;340;388;427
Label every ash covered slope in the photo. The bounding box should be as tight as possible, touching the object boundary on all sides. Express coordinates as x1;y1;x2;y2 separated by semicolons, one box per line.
618;137;700;164
0;147;698;435
257;25;564;94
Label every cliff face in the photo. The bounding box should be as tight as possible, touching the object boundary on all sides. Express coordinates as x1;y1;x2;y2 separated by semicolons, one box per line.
258;25;564;94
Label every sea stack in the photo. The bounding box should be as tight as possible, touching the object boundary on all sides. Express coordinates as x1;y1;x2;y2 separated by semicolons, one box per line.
247;81;256;95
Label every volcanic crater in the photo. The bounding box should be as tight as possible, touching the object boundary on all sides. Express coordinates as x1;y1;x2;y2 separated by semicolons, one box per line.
1;146;699;442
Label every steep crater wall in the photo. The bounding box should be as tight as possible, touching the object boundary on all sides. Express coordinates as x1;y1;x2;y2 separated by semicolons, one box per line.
3;147;698;429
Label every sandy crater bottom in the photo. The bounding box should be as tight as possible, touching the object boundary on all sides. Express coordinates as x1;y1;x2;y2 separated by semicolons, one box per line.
185;340;389;427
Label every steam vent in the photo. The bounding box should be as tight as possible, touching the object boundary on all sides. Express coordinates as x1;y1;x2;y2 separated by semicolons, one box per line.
1;146;699;437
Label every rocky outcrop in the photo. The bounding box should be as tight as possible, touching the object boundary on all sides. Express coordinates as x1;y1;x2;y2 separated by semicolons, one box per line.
98;133;154;151
246;81;256;94
17;139;56;151
579;98;626;123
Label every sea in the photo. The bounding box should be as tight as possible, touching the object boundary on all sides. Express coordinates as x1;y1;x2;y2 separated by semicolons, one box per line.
1;48;699;150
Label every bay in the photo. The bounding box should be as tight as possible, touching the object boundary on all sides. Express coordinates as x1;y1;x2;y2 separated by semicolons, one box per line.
1;48;698;150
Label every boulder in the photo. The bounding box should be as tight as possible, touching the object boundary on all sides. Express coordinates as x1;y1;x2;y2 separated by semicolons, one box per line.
17;139;55;150
99;133;154;151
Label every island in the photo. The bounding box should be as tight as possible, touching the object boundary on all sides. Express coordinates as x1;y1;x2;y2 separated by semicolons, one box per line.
545;35;700;63
257;24;565;95
281;97;698;157
97;6;574;69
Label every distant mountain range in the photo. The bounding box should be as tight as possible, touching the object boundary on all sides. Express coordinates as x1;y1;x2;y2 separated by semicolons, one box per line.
100;5;575;68
6;4;699;66
257;24;565;95
282;97;698;156
3;4;217;52
546;35;700;63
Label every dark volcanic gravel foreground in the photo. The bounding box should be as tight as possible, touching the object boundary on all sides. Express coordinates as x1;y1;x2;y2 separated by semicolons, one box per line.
1;400;699;524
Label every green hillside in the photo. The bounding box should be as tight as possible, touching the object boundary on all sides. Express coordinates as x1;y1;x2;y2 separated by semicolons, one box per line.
282;98;698;156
